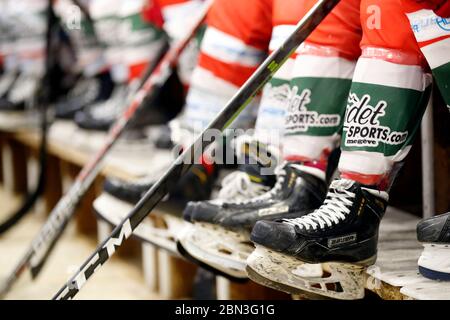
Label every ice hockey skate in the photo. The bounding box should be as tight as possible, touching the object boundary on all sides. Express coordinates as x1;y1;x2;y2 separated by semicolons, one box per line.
246;178;388;300
71;84;133;151
54;71;115;120
49;71;115;143
94;139;216;254
0;72;42;130
71;67;184;153
178;144;328;280
417;212;450;281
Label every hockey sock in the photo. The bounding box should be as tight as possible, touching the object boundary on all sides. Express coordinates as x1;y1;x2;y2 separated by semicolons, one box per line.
339;47;432;189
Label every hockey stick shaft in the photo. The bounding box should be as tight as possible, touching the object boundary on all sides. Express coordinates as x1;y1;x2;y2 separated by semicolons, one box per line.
0;0;55;234
0;1;211;298
53;0;340;300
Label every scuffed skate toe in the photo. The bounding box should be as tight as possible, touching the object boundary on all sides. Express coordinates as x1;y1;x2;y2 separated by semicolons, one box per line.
417;213;450;243
75;110;110;131
251;221;297;252
183;202;198;222
103;178;145;204
190;202;222;224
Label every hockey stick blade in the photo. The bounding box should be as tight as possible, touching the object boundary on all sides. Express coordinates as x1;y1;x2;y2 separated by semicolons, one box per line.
0;1;212;299
53;0;341;300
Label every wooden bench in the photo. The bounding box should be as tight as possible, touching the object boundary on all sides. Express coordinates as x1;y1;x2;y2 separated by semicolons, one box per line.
1;122;448;300
1;125;286;300
0;127;193;298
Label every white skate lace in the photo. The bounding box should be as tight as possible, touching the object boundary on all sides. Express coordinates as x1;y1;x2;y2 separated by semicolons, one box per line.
217;171;270;201
90;86;128;119
0;72;16;96
284;179;356;231
9;75;38;104
226;164;287;205
69;78;100;103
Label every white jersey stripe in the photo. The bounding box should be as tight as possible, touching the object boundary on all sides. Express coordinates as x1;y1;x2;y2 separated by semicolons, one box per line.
293;55;356;79
352;58;427;91
420;35;450;69
201;27;266;67
269;25;297;52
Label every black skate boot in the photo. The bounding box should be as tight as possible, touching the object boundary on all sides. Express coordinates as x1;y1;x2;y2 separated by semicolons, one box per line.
189;162;326;230
71;84;138;151
178;146;327;280
54;71;114;119
74;84;129;131
72;69;184;152
74;69;184;130
50;71;113;146
417;212;450;281
247;178;388;300
182;136;279;223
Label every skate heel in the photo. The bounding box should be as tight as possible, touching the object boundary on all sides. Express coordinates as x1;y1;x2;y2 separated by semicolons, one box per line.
319;262;368;300
352;255;377;267
246;246;371;300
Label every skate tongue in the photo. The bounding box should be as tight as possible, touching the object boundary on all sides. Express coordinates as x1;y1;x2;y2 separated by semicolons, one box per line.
239;163;275;187
330;179;354;190
217;171;270;201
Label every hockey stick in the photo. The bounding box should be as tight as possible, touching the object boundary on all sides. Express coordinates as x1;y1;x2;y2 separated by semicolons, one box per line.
0;0;57;234
0;0;107;234
0;96;48;235
53;0;341;300
0;0;212;298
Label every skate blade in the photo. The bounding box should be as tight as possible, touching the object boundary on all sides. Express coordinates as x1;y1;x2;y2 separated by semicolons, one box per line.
246;246;373;300
93;193;183;255
176;240;249;283
246;265;330;300
177;223;251;281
